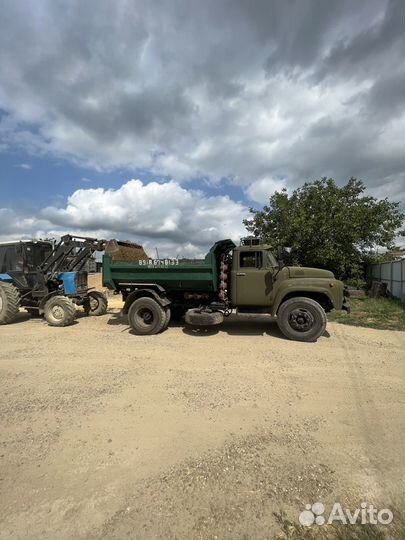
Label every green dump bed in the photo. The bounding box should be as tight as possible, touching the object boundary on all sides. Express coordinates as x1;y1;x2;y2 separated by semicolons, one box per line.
102;239;235;294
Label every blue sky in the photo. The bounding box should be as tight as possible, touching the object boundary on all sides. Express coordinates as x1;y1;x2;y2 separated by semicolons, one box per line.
0;0;404;256
0;149;248;212
0;151;160;209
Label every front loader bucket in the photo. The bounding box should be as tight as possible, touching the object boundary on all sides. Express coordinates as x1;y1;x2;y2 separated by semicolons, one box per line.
104;239;148;262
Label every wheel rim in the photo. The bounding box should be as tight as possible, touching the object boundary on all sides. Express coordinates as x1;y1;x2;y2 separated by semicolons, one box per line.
89;297;99;311
288;307;314;332
51;305;65;320
137;308;154;326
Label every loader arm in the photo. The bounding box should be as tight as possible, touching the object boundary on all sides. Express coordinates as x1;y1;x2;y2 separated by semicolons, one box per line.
40;235;106;278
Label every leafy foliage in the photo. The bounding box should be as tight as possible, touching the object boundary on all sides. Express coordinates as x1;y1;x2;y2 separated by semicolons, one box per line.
244;178;404;279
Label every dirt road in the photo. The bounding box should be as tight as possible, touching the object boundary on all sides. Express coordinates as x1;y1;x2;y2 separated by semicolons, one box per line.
0;300;404;540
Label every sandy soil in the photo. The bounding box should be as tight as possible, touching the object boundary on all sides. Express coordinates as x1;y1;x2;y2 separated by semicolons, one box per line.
0;291;404;540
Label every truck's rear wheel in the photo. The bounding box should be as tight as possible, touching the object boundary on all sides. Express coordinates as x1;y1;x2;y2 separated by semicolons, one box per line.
44;296;76;327
161;307;171;332
128;297;166;335
0;282;20;325
185;308;224;327
84;291;108;316
277;297;326;342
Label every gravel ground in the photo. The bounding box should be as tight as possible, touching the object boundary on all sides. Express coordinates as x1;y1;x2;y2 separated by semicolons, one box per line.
0;297;403;540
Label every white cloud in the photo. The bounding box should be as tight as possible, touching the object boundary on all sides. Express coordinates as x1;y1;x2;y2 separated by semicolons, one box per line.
42;179;248;246
245;177;287;204
0;0;403;204
0;208;51;242
1;179;249;257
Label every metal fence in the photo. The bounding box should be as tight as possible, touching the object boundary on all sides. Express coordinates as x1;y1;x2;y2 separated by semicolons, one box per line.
367;259;405;302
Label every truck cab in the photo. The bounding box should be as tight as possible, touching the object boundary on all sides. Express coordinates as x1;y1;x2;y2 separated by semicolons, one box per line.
220;238;348;341
228;242;345;317
230;245;277;306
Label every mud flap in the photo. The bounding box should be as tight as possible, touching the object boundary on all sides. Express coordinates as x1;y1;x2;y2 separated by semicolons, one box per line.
342;301;351;314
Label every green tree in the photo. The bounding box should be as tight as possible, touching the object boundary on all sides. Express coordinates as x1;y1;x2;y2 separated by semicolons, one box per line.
243;178;404;279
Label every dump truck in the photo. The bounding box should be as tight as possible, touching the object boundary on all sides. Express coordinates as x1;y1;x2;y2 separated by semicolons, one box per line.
0;235;108;326
103;237;350;342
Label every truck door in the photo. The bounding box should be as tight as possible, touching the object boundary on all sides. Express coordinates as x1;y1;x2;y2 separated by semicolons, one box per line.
231;250;273;306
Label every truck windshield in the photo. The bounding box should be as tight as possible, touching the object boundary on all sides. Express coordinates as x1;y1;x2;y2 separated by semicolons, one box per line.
266;250;278;268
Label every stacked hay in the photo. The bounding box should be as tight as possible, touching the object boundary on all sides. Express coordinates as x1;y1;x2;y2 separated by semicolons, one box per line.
105;239;148;262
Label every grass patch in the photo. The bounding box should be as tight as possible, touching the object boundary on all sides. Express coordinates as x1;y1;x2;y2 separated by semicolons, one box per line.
328;297;405;331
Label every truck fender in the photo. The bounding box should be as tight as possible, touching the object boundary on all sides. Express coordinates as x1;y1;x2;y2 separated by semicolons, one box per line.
122;288;171;314
271;286;335;316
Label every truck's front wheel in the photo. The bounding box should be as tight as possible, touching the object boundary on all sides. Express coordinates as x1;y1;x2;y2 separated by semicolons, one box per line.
128;297;166;335
277;297;326;342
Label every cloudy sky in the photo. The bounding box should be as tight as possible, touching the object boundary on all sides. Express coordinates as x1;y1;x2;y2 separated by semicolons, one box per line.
0;0;404;256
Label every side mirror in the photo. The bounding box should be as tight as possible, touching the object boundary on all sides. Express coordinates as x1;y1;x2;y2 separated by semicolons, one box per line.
277;246;292;267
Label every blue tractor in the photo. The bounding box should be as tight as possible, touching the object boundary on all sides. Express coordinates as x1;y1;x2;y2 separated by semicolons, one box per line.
0;235;108;326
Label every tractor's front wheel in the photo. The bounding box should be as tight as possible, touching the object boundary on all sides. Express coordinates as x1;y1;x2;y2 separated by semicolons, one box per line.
84;291;108;316
0;282;20;325
44;296;76;327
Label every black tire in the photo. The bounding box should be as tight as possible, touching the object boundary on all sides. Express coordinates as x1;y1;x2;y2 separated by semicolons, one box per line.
277;297;327;342
84;291;108;316
44;296;76;327
128;297;166;335
185;308;224;327
0;282;20;325
160;307;171;332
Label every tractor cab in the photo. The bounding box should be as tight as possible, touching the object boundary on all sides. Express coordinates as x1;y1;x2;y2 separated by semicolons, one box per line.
0;240;53;290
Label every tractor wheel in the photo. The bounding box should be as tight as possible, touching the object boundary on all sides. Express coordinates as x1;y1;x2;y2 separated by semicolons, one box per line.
185;308;224;327
128;297;166;335
0;282;20;325
277;297;327;342
44;296;76;327
84;291;108;316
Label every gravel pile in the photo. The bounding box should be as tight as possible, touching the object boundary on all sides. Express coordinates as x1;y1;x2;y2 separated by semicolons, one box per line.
105;239;148;262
